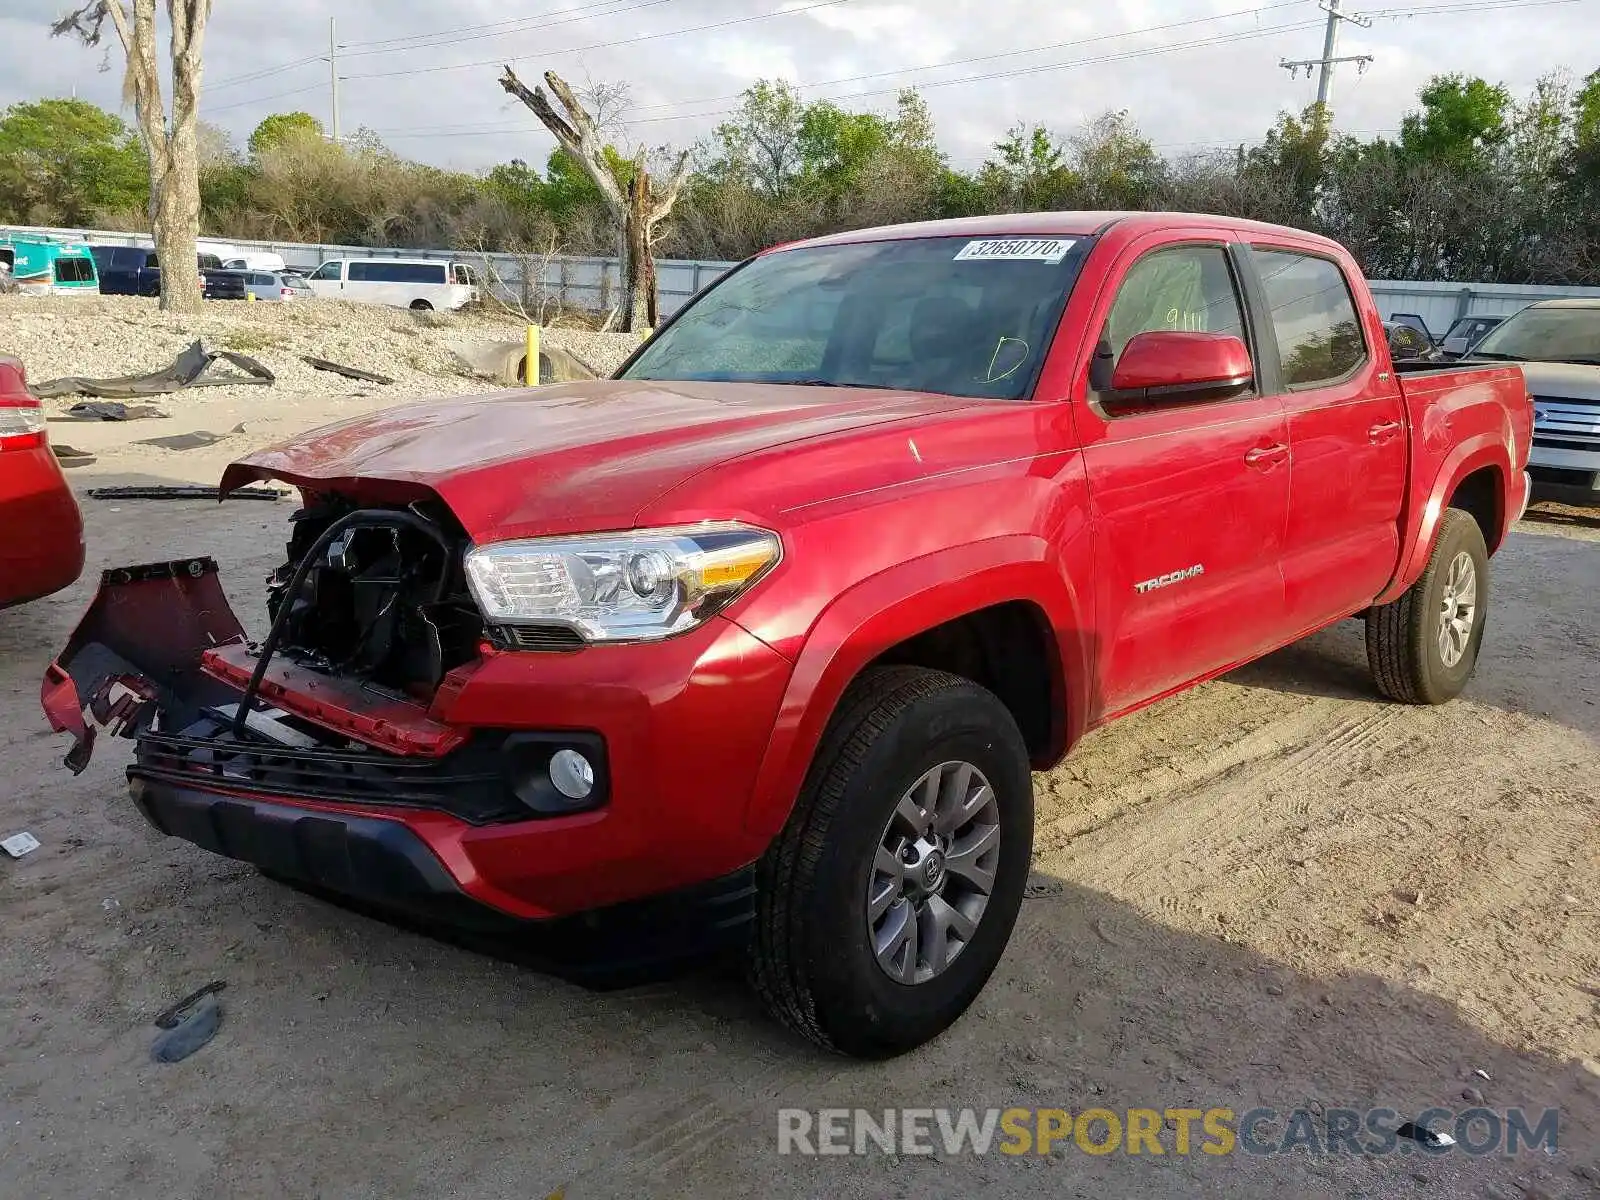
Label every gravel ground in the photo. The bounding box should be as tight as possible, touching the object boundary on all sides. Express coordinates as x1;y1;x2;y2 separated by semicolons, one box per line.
0;294;646;484
1;296;1595;1197
0;496;1595;1199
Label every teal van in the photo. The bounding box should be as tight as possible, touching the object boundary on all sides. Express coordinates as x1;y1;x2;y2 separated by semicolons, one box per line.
0;235;100;295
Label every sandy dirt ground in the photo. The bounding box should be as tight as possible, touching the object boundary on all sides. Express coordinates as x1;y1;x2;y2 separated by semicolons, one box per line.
1;382;1598;1197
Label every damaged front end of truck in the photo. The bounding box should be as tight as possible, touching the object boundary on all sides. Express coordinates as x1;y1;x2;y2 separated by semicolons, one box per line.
42;490;605;835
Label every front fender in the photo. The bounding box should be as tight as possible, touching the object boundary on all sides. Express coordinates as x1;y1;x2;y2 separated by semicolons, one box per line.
1376;433;1510;606
738;534;1091;840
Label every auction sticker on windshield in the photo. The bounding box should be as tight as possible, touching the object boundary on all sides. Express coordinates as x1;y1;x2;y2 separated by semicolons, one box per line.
954;238;1075;263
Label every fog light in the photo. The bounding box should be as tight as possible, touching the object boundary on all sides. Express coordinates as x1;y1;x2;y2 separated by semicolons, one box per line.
549;748;595;800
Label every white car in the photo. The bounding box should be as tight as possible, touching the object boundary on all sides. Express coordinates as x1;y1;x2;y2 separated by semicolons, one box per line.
305;257;479;311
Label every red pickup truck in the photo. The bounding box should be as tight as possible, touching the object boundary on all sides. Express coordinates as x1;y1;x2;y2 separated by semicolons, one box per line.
42;213;1531;1057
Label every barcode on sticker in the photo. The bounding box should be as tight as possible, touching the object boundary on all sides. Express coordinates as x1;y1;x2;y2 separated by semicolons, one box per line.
954;238;1074;264
2;832;41;858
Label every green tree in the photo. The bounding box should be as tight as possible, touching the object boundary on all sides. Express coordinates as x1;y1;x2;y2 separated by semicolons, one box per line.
1070;109;1161;209
1398;74;1511;168
248;111;324;157
706;80;807;196
977;123;1077;210
0;98;147;224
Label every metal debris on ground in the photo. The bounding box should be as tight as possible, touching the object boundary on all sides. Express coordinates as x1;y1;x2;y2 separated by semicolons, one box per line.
58;401;168;422
300;355;395;385
1;832;41;858
150;993;223;1063
84;485;286;502
154;980;228;1029
51;444;96;467
32;340;274;399
135;430;226;451
1395;1120;1457;1148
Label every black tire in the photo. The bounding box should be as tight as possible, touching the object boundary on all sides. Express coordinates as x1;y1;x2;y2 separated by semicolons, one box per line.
1366;508;1489;704
749;666;1033;1058
409;299;433;311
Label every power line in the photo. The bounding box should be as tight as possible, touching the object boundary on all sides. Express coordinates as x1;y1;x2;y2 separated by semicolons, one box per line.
371;2;1311;137
206;81;326;114
208;55;321;92
628;0;1307;114
341;0;855;81
373;17;1327;137
206;0;684;90
339;0;687;57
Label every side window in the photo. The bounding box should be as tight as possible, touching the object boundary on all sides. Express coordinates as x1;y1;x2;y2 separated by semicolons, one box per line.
145;251;159;270
54;257;94;283
310;261;341;281
348;261;374;282
1252;249;1366;387
1103;245;1246;363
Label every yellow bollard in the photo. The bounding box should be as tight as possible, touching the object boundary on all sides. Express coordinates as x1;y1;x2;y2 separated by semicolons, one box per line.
246;292;255;303
524;324;540;386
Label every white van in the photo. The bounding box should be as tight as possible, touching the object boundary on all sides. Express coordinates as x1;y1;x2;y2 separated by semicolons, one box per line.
221;251;288;273
306;257;479;311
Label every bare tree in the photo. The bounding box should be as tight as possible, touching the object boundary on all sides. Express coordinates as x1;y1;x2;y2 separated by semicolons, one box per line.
53;1;212;313
499;67;688;331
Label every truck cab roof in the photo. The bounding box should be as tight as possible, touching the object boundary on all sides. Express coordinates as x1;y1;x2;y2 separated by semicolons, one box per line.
779;211;1354;256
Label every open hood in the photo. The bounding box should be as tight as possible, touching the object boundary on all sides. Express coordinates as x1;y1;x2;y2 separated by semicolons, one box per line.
220;379;971;542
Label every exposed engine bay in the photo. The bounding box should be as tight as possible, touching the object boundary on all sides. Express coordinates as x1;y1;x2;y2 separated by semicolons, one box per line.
266;497;483;699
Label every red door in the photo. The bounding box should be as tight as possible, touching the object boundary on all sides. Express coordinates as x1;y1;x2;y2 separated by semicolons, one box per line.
1072;233;1293;719
1245;244;1408;631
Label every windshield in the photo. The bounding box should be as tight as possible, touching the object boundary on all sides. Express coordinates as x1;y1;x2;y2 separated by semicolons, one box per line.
621;235;1092;399
1472;306;1600;364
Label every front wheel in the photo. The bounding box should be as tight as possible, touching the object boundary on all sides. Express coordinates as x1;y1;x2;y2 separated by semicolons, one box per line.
1366;508;1489;704
749;667;1033;1057
409;299;433;311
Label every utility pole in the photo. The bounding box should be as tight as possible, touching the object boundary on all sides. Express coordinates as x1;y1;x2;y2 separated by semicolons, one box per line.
1279;0;1373;114
328;17;341;144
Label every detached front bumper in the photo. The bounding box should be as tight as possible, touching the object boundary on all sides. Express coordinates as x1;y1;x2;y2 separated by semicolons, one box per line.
42;558;792;963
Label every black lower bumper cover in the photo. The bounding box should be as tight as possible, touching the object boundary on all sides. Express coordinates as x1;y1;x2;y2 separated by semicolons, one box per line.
130;776;757;988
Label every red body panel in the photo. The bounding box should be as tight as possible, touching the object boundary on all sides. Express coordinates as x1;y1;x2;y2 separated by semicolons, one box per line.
0;358;85;609
41;213;1532;926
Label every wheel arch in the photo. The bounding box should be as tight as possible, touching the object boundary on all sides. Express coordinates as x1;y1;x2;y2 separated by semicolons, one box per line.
740;536;1089;840
1375;435;1511;607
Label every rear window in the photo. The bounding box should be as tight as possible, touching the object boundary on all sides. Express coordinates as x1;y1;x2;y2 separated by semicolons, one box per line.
1251;248;1366;387
347;261;447;284
623;235;1091;399
54;256;95;283
198;254;222;270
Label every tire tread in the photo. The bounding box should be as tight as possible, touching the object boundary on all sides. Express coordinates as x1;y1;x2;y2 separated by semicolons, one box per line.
1365;508;1484;704
748;666;977;1053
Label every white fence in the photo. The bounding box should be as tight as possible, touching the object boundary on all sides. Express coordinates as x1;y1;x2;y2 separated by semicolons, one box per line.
8;221;1600;330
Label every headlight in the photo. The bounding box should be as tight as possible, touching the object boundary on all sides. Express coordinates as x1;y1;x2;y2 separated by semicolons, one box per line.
463;522;780;643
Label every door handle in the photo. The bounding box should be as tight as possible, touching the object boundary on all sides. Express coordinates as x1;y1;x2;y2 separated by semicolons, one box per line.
1245;443;1289;470
1368;420;1402;443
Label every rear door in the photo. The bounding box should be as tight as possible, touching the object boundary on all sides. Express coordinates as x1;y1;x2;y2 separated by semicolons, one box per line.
1246;243;1407;632
1077;229;1293;716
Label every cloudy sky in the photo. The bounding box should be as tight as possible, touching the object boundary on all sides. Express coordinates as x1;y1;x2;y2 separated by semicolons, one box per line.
2;0;1595;172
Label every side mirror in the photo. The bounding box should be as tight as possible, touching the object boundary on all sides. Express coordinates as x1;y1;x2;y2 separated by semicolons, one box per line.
1108;331;1254;405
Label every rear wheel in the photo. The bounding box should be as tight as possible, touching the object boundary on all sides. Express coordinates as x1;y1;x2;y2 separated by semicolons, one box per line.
749;667;1033;1057
409;299;433;311
1366;508;1489;704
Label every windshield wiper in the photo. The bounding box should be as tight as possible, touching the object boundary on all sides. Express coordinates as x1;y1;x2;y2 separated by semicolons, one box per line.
787;378;905;390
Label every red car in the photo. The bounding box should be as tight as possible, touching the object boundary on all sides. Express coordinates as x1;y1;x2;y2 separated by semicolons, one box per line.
42;213;1531;1056
1;357;84;609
